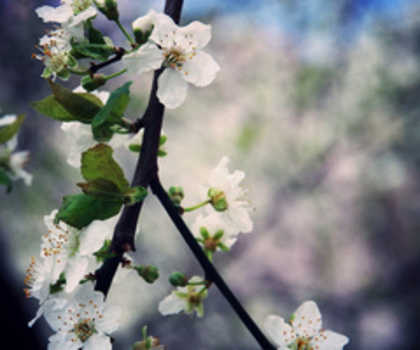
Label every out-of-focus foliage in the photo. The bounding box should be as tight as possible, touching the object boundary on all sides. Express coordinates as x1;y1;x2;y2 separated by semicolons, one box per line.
1;0;420;349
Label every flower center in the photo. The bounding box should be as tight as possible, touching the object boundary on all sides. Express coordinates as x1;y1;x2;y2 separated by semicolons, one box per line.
163;47;186;69
74;319;96;342
296;338;312;350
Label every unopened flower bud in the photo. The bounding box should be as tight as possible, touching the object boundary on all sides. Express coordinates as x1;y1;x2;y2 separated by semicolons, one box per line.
81;74;107;91
168;186;184;206
208;187;228;211
94;0;119;21
132;11;155;45
134;265;159;284
168;271;188;287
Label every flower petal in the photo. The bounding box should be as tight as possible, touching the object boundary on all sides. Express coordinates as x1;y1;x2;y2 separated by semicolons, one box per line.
69;6;97;27
64;257;89;292
311;330;350;350
96;305;122;334
158;292;186;316
292;300;323;338
79;220;112;255
123;43;163;75
149;14;177;48
157;69;188;109
177;21;212;51
35;5;73;23
84;334;112;350
264;314;295;348
182;51;220;87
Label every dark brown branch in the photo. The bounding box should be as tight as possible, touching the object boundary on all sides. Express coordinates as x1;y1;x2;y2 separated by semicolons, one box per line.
150;177;276;350
89;47;126;75
94;0;184;297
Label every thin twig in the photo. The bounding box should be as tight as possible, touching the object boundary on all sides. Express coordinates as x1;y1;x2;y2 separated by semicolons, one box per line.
150;177;276;350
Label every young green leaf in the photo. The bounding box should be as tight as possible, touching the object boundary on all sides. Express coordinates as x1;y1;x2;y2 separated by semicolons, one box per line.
48;80;103;123
55;193;122;229
72;43;115;61
30;95;75;122
80;144;148;205
77;178;125;201
81;144;130;192
91;81;132;142
0;114;25;144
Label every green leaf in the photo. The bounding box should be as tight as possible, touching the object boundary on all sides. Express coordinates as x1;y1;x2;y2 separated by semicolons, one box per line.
81;144;130;192
80;144;147;205
30;95;74;122
48;80;103;123
0;167;12;193
73;43;115;61
55;193;122;229
0;114;25;143
91;81;132;142
87;23;107;44
77;178;126;202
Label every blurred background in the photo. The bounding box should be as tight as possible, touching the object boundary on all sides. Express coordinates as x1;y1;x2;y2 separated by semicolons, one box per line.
1;0;420;349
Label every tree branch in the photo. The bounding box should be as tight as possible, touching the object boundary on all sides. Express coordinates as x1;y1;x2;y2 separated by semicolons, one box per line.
94;0;184;297
150;177;276;350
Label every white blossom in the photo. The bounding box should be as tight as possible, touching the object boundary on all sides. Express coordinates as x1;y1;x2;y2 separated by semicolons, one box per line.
123;11;220;108
44;283;121;350
192;212;239;252
158;276;208;318
203;156;253;233
41;210;112;293
264;301;349;350
35;1;96;80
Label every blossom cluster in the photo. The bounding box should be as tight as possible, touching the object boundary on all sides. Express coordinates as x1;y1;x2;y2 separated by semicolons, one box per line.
158;156;254;317
34;0;97;80
24;210;122;350
34;0;219;109
27;0;351;349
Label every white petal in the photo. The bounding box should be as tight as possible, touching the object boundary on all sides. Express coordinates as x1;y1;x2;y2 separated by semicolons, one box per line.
182;51;220;87
150;14;177;48
35;5;73;23
224;206;253;233
64;257;89;292
123;43;163;75
292;300;322;338
69;6;97;27
79;220;112;255
43;298;71;331
263;314;295;347
48;332;81;350
158;293;186;315
311;330;350;350
157;69;188;109
84;334;112;350
96;305;122;334
60;122;95;168
177;21;212;51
